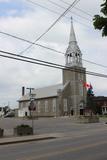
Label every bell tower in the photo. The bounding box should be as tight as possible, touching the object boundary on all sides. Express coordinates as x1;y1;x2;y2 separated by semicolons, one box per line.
63;17;86;116
65;17;82;67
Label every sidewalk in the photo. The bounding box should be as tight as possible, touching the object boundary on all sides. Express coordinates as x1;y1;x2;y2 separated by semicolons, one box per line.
0;133;61;145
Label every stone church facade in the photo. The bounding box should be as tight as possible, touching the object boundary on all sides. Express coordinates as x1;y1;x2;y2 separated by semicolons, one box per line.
18;18;87;117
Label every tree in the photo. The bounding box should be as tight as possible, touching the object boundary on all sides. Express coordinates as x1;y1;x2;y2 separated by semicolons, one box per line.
87;87;94;109
93;0;107;36
86;86;97;114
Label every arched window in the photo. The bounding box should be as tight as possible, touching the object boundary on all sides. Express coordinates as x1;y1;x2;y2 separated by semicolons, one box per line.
37;101;41;113
70;53;72;57
45;100;48;112
52;99;56;112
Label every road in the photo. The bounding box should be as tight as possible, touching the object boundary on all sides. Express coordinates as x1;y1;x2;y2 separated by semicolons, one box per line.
0;116;107;136
0;127;107;160
0;117;107;159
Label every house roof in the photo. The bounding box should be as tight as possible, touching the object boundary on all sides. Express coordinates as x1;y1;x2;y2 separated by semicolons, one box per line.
19;84;63;102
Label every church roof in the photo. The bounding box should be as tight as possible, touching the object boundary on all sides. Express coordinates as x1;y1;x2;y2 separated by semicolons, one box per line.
19;84;63;102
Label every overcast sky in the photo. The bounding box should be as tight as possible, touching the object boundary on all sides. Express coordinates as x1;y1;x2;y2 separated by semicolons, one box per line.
0;0;106;108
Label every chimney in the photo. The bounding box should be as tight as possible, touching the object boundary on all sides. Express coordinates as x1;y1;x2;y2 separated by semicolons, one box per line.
22;86;25;96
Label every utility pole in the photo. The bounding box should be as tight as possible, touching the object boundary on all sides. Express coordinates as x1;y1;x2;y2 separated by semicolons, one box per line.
26;88;35;96
26;87;36;134
26;87;35;117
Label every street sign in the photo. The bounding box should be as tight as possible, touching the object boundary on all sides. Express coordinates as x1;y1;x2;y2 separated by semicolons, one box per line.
28;100;36;111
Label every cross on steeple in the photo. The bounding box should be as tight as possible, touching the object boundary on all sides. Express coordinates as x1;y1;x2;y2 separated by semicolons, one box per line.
65;17;82;67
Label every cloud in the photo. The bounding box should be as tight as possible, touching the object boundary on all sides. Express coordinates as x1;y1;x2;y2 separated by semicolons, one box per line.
0;0;107;108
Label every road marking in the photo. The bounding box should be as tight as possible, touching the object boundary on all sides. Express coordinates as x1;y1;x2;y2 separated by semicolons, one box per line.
17;140;107;160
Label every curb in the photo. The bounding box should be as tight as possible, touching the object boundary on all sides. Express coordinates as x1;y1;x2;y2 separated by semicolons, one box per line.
0;136;56;145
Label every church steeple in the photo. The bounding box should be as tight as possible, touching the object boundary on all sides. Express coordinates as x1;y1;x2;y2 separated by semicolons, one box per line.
65;17;82;67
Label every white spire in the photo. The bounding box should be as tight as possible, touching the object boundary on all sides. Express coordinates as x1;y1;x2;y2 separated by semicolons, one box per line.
69;17;76;43
65;17;82;67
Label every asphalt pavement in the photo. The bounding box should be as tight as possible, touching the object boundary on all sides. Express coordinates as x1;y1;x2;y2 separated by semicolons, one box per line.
0;116;107;145
0;117;107;160
0;123;107;160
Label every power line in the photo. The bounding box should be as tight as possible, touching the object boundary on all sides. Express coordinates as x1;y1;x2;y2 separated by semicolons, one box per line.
27;0;63;16
59;0;93;17
20;0;91;54
0;31;64;55
0;49;107;78
29;0;81;42
0;30;107;69
0;49;65;68
21;0;71;55
26;0;91;28
22;0;80;54
47;0;91;21
82;59;107;68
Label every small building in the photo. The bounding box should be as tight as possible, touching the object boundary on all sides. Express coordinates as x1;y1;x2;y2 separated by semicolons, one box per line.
93;96;107;115
18;18;87;117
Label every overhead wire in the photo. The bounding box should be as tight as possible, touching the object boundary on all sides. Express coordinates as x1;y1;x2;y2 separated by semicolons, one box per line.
26;0;91;28
0;49;107;78
59;0;93;17
0;31;64;55
23;0;92;58
46;0;91;21
28;0;81;42
21;0;80;54
0;30;107;69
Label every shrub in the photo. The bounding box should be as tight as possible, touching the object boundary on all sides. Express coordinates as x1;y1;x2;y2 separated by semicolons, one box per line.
14;124;33;136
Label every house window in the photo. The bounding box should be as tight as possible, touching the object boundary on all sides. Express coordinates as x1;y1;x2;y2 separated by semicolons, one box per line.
52;99;56;112
38;101;41;113
63;99;68;112
45;100;48;112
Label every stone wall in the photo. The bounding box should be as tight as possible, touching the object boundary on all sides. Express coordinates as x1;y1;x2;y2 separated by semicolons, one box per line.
63;67;87;116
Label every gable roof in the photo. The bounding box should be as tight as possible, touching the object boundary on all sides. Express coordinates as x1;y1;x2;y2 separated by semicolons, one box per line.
18;84;63;102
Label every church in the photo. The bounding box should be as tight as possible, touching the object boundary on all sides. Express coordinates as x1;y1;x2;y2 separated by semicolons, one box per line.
18;18;87;117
